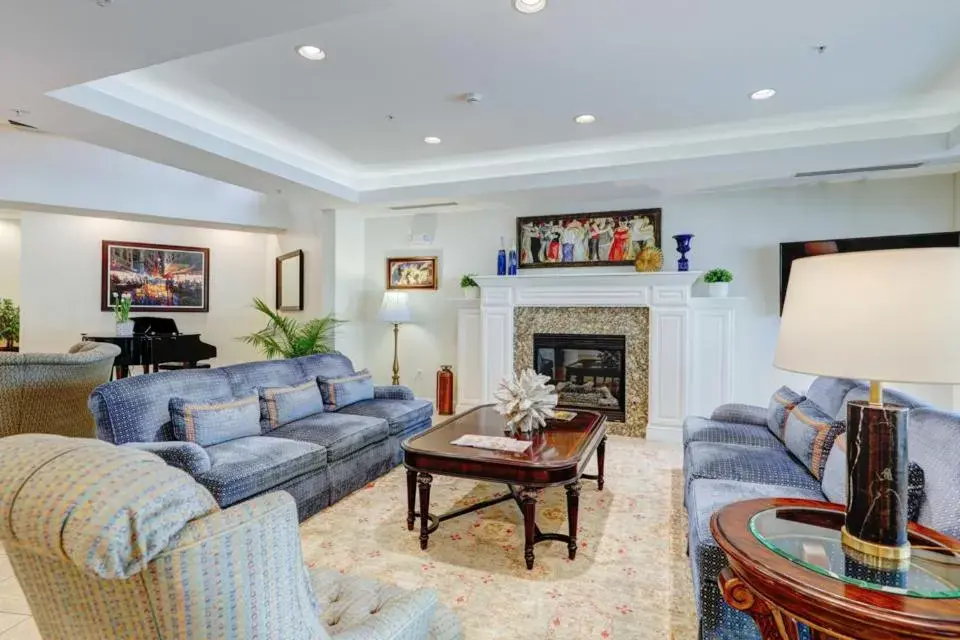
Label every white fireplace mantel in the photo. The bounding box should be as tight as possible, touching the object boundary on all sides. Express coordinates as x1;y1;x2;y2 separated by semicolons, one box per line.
464;271;739;442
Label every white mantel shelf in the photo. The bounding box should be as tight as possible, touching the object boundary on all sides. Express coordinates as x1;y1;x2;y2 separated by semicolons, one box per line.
474;271;702;288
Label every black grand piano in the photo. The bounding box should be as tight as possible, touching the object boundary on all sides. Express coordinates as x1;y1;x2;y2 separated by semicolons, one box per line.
83;317;217;379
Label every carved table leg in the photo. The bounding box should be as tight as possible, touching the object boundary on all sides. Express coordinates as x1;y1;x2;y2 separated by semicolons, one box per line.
417;473;433;550
406;469;417;531
718;566;787;640
566;481;581;560
520;487;539;570
597;436;606;491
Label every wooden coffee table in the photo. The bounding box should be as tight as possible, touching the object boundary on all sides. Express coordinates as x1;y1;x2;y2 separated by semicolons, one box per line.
402;405;607;570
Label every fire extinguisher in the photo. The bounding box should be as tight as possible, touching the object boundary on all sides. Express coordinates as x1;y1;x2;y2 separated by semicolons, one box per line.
436;365;455;415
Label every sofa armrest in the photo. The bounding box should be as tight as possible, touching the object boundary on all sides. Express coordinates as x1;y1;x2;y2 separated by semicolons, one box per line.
121;441;211;476
374;385;415;401
330;588;438;640
709;403;767;426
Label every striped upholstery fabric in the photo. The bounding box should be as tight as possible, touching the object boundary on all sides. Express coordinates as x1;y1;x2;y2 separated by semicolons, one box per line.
259;379;326;431
766;386;804;440
783;399;845;480
318;369;375;411
170;392;262;446
0;434;462;640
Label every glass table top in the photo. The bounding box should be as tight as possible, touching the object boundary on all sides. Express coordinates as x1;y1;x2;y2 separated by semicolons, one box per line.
750;506;960;598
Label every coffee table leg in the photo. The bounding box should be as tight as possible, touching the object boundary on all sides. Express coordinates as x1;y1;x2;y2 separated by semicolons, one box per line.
566;481;581;560
417;473;433;550
520;487;539;570
597;436;607;491
406;469;417;531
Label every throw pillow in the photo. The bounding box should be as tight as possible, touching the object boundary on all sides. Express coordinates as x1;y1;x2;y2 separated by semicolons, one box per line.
783;399;845;480
822;433;926;522
259;379;326;431
767;386;804;440
170;393;261;447
317;368;375;411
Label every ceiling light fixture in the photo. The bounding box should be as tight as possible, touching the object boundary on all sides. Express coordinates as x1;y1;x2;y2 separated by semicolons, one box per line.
574;114;597;124
514;0;546;14
296;45;326;61
750;88;777;101
424;136;442;144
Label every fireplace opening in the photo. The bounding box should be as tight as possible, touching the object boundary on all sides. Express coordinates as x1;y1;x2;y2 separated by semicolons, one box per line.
533;332;626;422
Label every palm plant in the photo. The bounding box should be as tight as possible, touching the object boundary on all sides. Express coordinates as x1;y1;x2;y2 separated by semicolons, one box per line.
240;298;344;359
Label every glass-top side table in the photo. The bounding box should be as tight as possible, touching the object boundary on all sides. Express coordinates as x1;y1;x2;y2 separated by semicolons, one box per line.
750;505;960;598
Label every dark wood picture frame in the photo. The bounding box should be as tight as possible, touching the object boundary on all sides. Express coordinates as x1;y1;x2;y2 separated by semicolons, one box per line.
386;256;438;290
516;208;662;269
101;240;210;313
276;249;305;311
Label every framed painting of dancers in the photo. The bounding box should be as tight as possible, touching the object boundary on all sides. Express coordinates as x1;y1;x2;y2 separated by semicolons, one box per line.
516;209;662;269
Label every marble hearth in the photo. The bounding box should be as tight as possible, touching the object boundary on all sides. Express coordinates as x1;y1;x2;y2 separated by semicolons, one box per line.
465;271;739;442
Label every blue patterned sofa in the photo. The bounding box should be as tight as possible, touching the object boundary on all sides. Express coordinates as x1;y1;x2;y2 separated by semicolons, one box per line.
90;353;433;521
683;376;960;640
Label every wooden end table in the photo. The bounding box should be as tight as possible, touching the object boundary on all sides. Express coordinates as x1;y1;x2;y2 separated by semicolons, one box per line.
711;498;960;639
402;405;607;570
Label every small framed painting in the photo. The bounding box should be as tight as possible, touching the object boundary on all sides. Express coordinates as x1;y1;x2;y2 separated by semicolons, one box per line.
517;208;662;269
386;256;438;290
101;240;210;312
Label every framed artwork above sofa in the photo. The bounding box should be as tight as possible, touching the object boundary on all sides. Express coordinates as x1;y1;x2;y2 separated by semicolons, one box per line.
101;240;210;313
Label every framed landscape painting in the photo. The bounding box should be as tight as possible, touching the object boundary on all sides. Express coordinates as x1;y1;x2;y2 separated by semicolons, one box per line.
101;240;210;312
517;208;662;269
386;256;438;290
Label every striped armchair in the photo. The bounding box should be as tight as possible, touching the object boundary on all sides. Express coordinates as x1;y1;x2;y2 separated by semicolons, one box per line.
0;434;461;640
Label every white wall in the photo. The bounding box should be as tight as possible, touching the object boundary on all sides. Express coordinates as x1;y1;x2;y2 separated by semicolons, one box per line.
360;175;958;406
18;211;271;365
0;219;20;303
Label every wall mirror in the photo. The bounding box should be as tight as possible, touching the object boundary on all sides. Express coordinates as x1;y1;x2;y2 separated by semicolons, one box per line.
276;250;304;311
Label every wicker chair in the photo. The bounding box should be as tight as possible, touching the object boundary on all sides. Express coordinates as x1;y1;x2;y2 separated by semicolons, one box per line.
0;342;120;438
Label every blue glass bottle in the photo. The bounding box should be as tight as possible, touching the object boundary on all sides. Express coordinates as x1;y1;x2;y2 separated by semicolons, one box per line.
497;237;507;276
508;246;518;275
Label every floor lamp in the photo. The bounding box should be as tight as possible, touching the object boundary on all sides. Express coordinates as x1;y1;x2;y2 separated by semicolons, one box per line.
775;247;960;566
379;291;412;386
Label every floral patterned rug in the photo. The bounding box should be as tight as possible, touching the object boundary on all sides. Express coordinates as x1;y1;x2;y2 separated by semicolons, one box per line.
299;436;697;640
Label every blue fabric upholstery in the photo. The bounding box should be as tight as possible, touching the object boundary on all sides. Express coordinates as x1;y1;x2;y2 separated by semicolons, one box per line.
373;385;416;401
783;399;844;480
317;369;375;411
840;385;928;417
327;439;397;504
120;441;211;475
710;403;767;426
170;393;261;447
805;377;861;419
683;416;785;450
766;386;804;440
259;380;326;431
296;352;357;380
898;408;960;538
196;436;327;507
271;412;389;462
684;442;824;498
339;398;434;436
223;359;307;396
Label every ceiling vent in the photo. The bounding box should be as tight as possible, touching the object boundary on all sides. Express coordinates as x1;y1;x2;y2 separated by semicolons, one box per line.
389;201;458;211
795;162;923;178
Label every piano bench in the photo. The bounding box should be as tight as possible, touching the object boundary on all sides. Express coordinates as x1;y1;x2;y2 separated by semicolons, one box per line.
157;363;212;371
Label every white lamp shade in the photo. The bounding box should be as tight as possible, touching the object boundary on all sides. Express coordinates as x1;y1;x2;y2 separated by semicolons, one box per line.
379;291;412;324
775;247;960;384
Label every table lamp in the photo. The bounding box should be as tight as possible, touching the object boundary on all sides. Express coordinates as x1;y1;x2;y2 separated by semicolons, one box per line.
775;247;960;565
379;291;412;385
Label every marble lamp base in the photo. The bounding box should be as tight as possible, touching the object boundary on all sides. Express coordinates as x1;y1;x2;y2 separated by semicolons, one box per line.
841;399;911;566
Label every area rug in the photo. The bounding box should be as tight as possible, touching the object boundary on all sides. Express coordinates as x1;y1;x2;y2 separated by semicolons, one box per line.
299;436;697;640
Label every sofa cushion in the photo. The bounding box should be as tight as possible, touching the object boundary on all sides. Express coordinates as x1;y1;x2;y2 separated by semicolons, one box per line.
317;369;375;411
907;408;960;537
805;377;861;420
170;393;261;447
783;399;845;480
338;398;434;436
766;386;804;441
684;442;824;498
196;436;327;507
297;353;357;381
682;416;785;450
270;412;389;462
223;360;308;396
259;380;326;431
709;403;767;426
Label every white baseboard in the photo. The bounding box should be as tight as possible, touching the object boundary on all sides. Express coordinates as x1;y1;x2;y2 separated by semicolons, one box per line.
645;424;683;443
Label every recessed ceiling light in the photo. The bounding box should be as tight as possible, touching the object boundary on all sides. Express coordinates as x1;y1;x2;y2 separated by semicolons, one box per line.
424;136;442;144
296;45;326;61
574;114;597;124
514;0;546;14
750;88;777;101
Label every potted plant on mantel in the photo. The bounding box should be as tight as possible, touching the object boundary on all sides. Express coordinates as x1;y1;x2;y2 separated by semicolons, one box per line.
0;298;20;351
704;268;734;297
460;273;480;299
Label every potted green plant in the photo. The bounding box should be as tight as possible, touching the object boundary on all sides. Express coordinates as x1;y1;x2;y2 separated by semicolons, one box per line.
460;273;480;299
240;297;344;359
704;268;733;298
0;298;19;349
112;292;135;336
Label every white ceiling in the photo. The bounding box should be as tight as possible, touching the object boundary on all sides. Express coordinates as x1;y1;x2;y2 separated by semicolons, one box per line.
5;0;960;211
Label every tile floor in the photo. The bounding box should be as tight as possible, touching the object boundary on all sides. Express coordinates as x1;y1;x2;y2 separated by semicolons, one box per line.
0;545;38;640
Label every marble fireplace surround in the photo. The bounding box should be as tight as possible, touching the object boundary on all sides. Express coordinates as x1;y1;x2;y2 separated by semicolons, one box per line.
473;271;739;442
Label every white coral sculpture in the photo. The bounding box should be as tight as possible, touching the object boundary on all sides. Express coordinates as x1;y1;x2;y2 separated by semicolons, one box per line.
493;368;559;433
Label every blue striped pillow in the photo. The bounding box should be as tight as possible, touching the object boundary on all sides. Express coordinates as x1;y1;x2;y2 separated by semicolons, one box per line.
259;380;326;431
317;369;374;411
170;393;261;447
